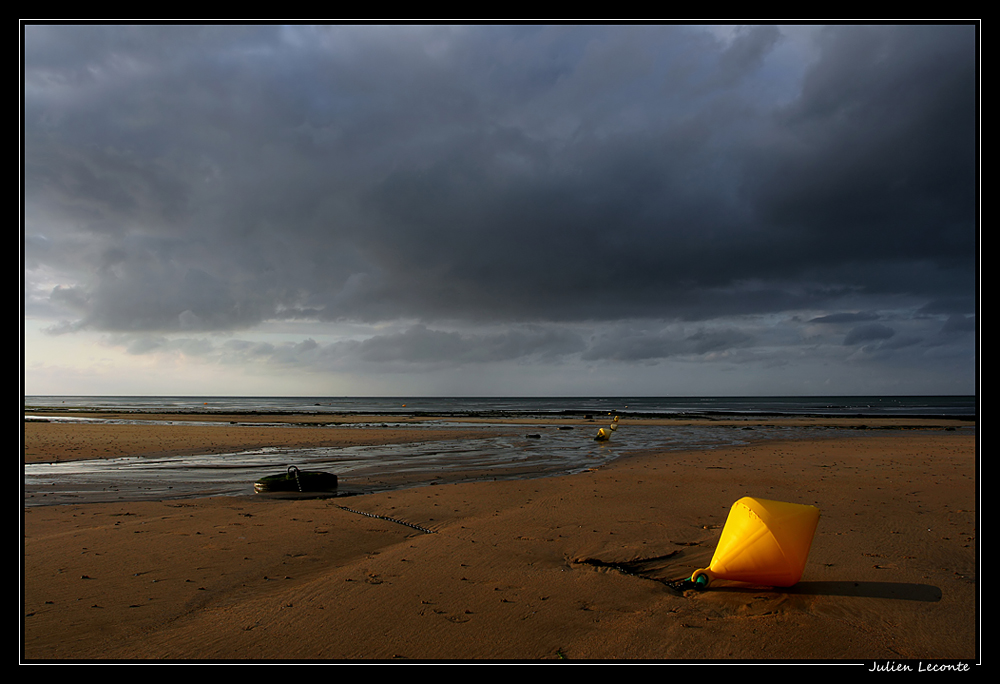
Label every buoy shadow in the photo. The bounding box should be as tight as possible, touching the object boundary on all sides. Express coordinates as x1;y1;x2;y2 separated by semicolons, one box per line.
706;580;942;602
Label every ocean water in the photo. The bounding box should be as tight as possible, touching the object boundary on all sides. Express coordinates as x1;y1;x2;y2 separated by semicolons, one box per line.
23;394;977;418
23;396;975;507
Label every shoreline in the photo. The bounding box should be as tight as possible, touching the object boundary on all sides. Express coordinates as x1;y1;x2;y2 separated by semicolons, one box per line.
24;406;977;422
23;411;973;465
22;417;978;661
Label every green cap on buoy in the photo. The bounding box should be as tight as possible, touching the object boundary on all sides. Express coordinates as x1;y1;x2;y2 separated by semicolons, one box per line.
691;570;710;589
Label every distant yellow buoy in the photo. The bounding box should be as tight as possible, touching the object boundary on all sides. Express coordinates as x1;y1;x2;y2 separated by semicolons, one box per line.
596;414;620;440
691;497;820;588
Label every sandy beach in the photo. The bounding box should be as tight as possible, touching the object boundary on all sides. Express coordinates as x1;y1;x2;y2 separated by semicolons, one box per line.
22;415;977;662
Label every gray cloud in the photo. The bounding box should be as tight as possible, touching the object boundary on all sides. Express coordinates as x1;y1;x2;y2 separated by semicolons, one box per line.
347;324;587;366
940;314;976;334
582;324;754;362
22;23;977;391
844;322;895;345
810;311;880;324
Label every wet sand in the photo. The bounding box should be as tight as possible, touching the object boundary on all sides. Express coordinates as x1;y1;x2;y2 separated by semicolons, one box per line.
22;415;495;464
22;415;977;662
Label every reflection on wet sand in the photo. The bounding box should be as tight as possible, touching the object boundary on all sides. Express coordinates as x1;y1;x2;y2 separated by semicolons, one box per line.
24;422;810;505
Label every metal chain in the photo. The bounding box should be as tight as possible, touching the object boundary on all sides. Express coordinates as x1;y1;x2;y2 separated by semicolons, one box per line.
664;577;702;591
289;465;303;492
334;505;436;534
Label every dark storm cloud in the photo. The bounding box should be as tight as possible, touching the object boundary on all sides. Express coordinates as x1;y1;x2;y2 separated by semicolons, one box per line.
745;26;977;271
24;24;977;341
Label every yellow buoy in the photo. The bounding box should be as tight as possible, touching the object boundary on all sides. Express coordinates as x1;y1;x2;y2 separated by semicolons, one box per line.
691;497;820;588
594;427;611;441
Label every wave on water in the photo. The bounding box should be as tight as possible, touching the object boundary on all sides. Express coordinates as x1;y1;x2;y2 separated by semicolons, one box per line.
24;394;977;419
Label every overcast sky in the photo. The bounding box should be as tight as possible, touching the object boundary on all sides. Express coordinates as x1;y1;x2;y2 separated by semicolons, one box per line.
22;23;978;397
